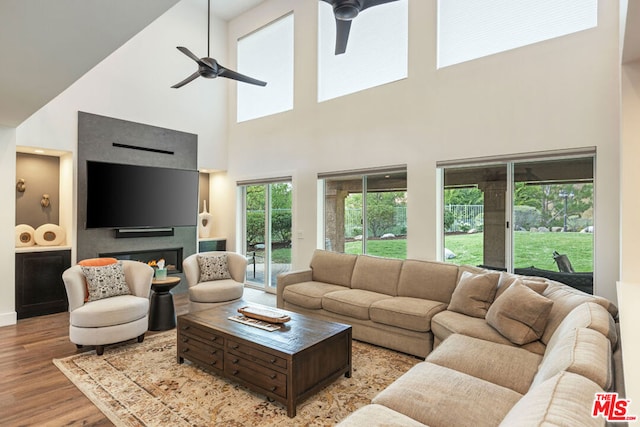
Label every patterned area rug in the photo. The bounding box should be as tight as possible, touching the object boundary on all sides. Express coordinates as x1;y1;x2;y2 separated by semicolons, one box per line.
53;331;420;426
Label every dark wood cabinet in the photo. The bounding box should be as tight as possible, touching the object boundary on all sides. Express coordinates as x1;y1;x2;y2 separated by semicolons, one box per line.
15;249;71;319
198;238;226;252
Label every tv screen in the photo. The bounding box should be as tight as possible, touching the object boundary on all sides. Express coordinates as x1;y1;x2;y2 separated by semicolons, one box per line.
86;161;199;229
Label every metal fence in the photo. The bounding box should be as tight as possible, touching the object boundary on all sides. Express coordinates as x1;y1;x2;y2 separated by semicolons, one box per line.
445;205;484;232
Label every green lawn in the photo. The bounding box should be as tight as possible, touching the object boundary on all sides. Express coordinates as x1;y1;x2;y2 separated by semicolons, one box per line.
446;231;593;271
339;232;593;271
345;239;407;259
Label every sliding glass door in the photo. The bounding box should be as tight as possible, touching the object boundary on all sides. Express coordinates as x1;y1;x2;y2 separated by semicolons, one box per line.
321;167;407;259
442;155;594;276
240;181;292;292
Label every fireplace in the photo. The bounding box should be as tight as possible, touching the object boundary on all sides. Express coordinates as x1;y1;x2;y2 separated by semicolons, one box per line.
99;247;184;274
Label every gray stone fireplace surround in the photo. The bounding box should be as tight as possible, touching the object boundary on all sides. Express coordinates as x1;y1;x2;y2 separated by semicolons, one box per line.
77;112;198;293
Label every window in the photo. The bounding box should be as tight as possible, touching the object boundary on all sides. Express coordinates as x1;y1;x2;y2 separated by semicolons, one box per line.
437;0;598;68
238;179;292;291
318;0;408;102
320;167;407;259
237;13;294;122
440;154;594;291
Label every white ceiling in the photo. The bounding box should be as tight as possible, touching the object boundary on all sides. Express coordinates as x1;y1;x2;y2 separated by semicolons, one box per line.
0;0;265;128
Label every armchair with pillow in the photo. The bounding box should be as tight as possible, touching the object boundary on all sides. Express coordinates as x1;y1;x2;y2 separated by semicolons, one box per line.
62;258;154;355
183;251;247;312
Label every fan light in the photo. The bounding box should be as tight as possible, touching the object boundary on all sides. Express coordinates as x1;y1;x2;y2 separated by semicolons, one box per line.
335;5;359;20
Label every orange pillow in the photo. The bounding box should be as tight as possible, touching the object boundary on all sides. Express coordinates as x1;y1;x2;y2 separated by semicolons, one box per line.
78;258;119;301
78;257;119;267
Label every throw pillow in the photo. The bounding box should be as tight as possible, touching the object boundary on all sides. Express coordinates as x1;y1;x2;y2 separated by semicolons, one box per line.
495;272;548;299
198;254;232;282
486;279;554;345
81;261;130;302
78;257;119;301
448;271;500;318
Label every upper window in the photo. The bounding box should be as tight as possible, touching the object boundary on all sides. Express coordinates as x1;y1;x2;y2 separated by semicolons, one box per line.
318;0;408;102
437;0;598;68
237;13;294;123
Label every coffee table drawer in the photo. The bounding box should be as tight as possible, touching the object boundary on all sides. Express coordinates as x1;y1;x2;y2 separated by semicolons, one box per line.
227;339;287;370
179;343;223;370
180;322;224;346
225;356;287;398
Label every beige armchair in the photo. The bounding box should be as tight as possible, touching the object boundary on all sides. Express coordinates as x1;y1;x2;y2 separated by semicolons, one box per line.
62;260;153;355
183;251;247;312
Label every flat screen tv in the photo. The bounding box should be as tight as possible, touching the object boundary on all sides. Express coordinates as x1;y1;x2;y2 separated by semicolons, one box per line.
86;160;199;229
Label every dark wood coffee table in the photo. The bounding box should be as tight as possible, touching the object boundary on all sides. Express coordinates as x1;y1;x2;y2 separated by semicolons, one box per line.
177;301;352;417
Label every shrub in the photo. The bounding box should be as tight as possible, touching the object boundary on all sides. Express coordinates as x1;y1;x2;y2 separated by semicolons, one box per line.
514;205;542;230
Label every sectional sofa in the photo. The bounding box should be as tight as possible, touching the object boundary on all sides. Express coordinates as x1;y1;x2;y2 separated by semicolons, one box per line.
276;250;623;426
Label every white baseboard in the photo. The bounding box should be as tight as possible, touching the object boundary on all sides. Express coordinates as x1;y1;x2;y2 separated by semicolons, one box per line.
0;311;17;327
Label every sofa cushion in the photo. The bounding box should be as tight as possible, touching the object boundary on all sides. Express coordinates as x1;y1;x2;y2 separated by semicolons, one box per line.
427;334;542;394
499;372;604;427
496;271;547;299
486;280;554;345
546;301;618;351
310;250;357;287
197;253;231;281
448;271;500;318
322;289;393;320
189;279;243;303
70;294;148;327
336;404;429;427
370;297;447;332
541;282;617;344
431;310;546;355
281;281;350;309
397;260;460;303
351;255;403;295
373;362;522;427
532;327;612;390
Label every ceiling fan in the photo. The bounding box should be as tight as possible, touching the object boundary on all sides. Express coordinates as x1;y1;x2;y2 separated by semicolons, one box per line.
321;0;399;55
171;0;266;89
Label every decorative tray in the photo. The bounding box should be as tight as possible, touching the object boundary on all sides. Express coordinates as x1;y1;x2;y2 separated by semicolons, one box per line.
237;306;291;324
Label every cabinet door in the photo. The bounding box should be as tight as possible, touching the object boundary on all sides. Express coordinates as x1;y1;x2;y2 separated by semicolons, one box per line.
15;250;71;319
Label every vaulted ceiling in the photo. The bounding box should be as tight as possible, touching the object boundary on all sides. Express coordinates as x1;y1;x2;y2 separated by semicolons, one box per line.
0;0;265;128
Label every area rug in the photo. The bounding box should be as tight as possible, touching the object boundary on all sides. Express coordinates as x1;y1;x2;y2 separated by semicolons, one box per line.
53;331;420;426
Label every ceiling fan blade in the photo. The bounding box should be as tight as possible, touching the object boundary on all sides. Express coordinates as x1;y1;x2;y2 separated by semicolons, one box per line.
334;18;352;55
218;66;267;87
361;0;399;12
171;71;201;89
176;46;213;70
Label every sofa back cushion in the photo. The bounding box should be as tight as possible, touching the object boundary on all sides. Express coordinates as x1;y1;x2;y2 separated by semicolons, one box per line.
541;282;618;344
310;250;358;287
351;255;403;295
499;372;604;427
532;327;612;390
546;302;618;351
397;260;460;303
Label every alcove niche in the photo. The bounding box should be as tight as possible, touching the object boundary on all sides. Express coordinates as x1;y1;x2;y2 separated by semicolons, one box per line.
15;146;74;252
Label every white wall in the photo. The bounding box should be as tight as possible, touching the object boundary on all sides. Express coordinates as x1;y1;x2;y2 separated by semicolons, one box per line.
220;0;621;301
16;0;228;172
620;59;640;423
0;127;16;326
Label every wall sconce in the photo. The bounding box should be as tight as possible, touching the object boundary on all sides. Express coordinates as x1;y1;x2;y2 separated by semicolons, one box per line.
16;179;25;192
41;194;50;208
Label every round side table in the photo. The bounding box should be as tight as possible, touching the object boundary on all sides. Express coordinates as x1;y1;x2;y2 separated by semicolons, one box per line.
149;276;180;331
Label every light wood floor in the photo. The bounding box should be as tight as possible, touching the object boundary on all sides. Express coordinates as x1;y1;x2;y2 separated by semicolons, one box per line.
0;294;193;426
